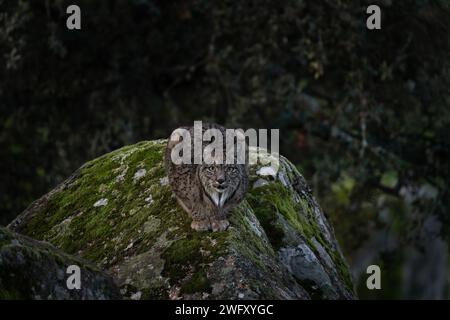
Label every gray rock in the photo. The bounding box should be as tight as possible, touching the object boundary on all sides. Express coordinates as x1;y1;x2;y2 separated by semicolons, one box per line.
8;140;355;300
0;227;121;300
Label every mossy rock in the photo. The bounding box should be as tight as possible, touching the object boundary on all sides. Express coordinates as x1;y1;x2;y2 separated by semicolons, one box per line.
0;227;121;299
8;140;355;299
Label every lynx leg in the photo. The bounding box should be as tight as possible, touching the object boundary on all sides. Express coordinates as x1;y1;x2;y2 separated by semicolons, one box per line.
211;219;230;232
191;219;211;231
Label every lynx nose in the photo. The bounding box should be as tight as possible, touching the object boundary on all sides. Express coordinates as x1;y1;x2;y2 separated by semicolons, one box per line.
217;177;225;184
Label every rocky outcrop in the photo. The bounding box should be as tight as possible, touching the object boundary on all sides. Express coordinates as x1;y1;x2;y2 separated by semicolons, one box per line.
0;227;121;299
8;140;355;299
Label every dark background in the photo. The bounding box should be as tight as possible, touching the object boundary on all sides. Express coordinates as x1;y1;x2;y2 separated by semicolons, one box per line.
1;0;449;299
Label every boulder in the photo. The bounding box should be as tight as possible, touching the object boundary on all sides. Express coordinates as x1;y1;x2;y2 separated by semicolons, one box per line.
8;140;355;299
0;226;121;299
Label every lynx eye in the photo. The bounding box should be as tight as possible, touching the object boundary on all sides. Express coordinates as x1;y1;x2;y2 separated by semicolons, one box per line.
205;166;215;173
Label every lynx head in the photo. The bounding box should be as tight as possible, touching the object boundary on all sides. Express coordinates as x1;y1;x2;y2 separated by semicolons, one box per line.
198;163;244;208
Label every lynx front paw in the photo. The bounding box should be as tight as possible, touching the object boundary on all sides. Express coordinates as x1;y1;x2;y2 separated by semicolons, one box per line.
211;219;230;232
190;219;211;231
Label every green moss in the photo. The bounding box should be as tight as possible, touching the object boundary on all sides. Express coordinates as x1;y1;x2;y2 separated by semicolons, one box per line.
246;193;285;251
246;181;355;293
161;230;227;294
162;236;202;281
18;141;174;268
181;269;211;294
233;203;274;253
226;202;280;274
247;182;316;247
330;250;354;291
140;286;170;300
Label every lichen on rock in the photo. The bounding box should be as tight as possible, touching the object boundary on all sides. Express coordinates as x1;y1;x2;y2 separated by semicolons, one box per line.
8;139;355;299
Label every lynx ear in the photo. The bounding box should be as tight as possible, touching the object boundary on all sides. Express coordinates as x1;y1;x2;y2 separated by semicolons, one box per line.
168;128;188;149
